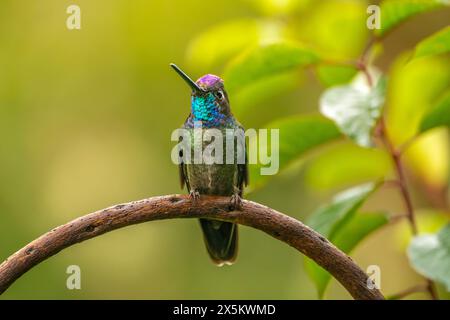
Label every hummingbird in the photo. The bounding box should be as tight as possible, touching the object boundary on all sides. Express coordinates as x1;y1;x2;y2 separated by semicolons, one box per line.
171;63;248;266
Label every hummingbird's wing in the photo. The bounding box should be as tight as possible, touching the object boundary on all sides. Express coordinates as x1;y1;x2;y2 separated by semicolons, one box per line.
178;137;190;191
236;124;248;196
179;161;187;190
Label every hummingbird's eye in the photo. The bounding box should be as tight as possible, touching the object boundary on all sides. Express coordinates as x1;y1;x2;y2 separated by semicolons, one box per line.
215;90;224;100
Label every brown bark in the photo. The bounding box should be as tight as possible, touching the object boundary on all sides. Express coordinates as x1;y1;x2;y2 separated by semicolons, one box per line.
0;195;384;299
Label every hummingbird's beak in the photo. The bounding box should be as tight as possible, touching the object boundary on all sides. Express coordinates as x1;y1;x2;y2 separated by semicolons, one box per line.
170;63;204;94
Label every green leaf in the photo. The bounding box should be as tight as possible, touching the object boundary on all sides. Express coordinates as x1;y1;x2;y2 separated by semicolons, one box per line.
304;142;391;190
420;90;450;132
386;54;450;188
320;73;387;147
377;0;448;37
408;223;450;291
413;26;450;60
387;54;450;144
186;19;261;69
316;64;358;87
232;71;302;117
307;182;379;239
224;41;320;93
333;212;389;253
248;115;340;191
305;211;389;298
295;0;368;60
305;183;381;298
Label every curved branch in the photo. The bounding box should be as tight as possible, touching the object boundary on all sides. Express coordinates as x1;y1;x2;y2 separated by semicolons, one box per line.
0;195;384;300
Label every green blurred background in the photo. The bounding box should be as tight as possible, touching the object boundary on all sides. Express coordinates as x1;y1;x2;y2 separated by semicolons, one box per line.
0;0;449;299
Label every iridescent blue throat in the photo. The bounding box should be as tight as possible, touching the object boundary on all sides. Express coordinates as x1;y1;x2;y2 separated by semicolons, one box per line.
191;92;227;127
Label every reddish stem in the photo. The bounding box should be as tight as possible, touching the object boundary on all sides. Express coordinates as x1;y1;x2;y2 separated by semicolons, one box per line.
359;25;439;302
377;119;438;299
388;284;428;300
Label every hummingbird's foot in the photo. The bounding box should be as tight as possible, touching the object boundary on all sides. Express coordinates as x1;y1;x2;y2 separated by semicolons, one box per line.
230;193;243;211
189;190;200;202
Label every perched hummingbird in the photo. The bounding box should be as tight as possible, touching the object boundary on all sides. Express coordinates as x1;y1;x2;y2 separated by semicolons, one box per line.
171;63;248;266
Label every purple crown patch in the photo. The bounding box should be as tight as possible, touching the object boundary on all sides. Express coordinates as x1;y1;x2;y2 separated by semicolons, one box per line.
196;74;222;87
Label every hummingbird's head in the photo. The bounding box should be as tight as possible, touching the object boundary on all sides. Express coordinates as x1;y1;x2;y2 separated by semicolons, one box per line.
170;64;231;125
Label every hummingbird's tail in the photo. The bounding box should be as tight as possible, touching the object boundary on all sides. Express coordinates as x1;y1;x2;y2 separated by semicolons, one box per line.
199;219;238;266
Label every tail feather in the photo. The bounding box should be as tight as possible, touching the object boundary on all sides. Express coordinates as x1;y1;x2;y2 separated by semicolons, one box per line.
199;219;238;266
